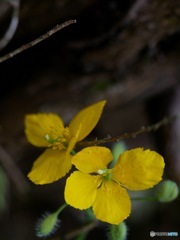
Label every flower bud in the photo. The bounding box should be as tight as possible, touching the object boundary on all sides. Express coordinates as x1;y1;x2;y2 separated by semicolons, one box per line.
111;141;127;167
36;211;60;238
108;222;127;240
35;203;67;238
155;180;179;203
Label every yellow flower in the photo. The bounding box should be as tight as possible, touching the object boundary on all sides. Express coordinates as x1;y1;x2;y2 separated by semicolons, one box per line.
65;147;165;224
25;100;106;184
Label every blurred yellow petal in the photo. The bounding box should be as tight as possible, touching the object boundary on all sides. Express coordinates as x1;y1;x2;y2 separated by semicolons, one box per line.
65;126;81;165
65;171;99;209
69;100;106;142
112;148;165;190
92;181;131;224
25;113;64;147
72;146;113;173
66;124;81;155
28;148;72;184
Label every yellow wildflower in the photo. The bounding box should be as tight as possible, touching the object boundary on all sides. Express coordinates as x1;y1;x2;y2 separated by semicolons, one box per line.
65;147;165;224
25;100;106;184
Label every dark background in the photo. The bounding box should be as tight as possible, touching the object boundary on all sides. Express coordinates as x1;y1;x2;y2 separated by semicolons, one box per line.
0;0;179;239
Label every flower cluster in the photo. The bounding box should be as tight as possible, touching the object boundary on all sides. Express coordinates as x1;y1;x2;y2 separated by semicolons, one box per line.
25;100;165;225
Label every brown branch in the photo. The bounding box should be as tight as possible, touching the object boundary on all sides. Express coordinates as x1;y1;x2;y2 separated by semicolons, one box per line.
0;19;76;63
77;116;177;147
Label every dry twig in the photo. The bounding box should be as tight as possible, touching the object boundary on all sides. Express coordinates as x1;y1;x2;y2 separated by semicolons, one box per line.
0;19;76;63
78;116;177;147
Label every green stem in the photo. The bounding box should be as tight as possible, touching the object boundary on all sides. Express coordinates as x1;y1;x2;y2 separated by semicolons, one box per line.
56;203;68;215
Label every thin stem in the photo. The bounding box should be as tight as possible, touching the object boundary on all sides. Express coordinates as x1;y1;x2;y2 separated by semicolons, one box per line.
77;116;177;147
0;19;76;63
56;203;68;215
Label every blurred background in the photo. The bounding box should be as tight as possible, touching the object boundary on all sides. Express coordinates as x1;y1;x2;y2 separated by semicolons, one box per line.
0;0;179;239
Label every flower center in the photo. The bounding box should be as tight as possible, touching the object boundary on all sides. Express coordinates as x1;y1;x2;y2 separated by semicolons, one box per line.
97;168;112;181
45;127;71;150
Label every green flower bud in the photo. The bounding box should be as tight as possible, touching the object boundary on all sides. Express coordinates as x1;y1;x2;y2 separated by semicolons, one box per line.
36;211;60;238
108;222;127;240
155;180;179;203
35;203;67;238
111;141;127;167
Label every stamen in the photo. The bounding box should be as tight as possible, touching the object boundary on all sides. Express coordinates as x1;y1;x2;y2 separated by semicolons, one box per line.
45;127;70;150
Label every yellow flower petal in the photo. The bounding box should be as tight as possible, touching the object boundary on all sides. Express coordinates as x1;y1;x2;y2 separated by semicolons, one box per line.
72;147;113;173
69;100;106;142
65;127;81;166
92;181;131;224
66;124;81;155
65;171;99;209
112;148;165;190
28;148;72;184
25;113;64;147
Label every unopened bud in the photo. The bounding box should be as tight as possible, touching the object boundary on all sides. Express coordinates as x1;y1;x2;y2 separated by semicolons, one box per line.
36;211;60;238
108;222;127;240
111;141;127;167
35;203;67;238
155;180;179;203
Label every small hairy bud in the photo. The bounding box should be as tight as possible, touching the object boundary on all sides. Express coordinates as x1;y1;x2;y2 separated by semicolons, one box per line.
35;203;67;238
35;211;60;238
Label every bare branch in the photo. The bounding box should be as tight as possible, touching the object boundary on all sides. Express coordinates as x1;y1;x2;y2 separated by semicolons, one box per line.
78;116;177;147
0;19;76;63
